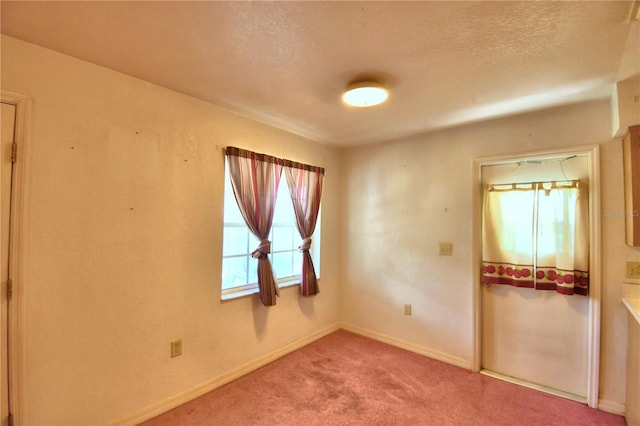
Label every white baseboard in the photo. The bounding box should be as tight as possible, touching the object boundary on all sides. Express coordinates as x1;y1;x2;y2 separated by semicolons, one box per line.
340;322;471;370
597;399;626;416
110;323;341;426
481;369;587;404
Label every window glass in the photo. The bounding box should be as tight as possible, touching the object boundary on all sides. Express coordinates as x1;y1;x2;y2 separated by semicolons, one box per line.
271;225;295;253
223;226;251;257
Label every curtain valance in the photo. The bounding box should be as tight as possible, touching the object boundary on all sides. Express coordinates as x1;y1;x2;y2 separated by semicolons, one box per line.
224;146;281;166
225;146;325;175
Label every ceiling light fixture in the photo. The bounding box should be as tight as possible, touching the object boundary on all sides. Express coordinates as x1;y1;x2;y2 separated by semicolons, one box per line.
342;81;388;107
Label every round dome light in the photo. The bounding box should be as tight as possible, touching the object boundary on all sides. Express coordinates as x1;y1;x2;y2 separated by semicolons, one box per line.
342;81;388;107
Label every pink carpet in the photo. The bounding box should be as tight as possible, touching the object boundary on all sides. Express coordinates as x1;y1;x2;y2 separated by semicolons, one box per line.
140;330;626;425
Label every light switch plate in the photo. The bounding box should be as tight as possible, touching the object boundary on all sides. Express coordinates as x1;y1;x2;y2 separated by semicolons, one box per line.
626;261;640;279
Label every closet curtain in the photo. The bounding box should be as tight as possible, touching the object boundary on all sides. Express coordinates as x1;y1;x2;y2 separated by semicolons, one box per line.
482;181;589;296
225;146;282;306
283;160;324;297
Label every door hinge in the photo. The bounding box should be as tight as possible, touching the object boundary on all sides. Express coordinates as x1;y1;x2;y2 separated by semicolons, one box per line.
8;412;13;426
7;278;13;301
11;142;17;163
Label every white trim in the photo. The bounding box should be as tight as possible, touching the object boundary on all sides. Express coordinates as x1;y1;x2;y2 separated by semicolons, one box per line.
1;91;31;426
471;159;482;373
109;323;341;426
471;144;602;408
340;323;471;370
586;146;602;409
220;277;302;301
480;369;587;404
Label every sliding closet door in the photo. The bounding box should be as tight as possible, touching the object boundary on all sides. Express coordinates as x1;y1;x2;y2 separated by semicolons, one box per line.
481;156;590;400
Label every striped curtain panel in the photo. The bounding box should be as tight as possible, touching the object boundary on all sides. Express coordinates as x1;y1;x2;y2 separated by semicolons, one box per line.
482;181;589;296
225;147;282;306
283;160;324;297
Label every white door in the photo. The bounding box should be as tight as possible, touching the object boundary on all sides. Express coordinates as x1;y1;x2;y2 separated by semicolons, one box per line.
481;155;590;400
1;102;16;426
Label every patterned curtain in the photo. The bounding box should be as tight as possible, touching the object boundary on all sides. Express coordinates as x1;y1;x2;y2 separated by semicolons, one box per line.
225;147;282;306
283;160;325;297
482;181;589;296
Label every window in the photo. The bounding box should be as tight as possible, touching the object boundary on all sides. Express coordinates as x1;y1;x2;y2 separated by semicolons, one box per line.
221;160;320;299
481;181;589;295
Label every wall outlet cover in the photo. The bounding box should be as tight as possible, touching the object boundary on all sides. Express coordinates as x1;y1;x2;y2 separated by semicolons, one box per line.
404;304;412;316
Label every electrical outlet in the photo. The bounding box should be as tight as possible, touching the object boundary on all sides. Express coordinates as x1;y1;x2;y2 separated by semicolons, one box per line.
439;242;453;256
171;339;182;358
404;304;412;316
626;261;640;279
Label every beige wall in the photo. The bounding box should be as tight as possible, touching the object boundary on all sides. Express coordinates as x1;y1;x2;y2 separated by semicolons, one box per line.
340;100;635;410
2;33;638;424
1;36;342;425
627;316;640;426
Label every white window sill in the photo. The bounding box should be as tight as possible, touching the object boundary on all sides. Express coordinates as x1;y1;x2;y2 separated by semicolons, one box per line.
221;279;308;302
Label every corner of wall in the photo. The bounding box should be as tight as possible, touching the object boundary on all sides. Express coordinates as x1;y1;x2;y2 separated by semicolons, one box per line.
611;74;640;138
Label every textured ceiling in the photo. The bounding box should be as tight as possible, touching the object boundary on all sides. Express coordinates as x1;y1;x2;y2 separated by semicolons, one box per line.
1;1;637;146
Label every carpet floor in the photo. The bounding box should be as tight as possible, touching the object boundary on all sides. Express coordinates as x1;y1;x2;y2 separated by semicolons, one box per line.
140;329;626;425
